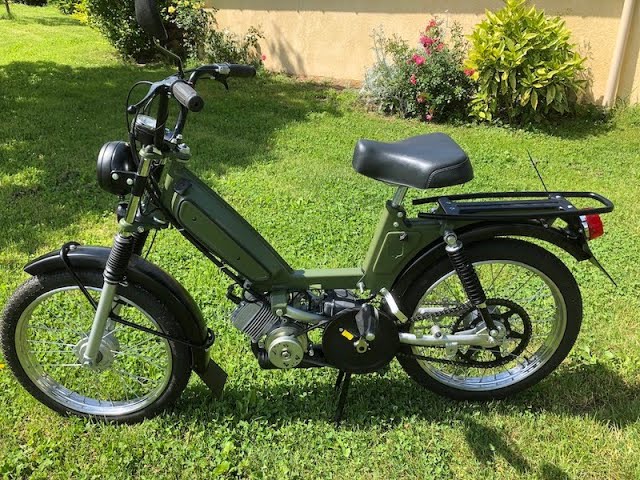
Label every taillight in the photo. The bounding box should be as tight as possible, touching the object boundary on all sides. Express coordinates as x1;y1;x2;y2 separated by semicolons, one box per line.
580;214;604;240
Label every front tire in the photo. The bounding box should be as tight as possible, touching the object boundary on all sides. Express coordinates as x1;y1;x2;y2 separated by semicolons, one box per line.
395;238;582;400
0;270;192;423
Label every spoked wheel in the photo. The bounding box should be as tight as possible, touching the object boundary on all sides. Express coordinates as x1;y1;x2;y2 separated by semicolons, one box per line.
396;238;582;400
0;270;191;422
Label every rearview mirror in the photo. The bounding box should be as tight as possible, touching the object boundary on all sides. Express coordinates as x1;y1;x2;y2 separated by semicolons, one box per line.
135;0;168;43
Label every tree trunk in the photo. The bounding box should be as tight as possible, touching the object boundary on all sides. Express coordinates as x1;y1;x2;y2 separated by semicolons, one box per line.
4;0;11;18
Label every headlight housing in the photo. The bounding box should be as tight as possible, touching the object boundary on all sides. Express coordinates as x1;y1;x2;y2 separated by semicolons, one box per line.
96;141;136;195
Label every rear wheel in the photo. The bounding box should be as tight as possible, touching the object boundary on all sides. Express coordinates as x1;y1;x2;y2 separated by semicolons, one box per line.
396;238;582;400
0;270;191;423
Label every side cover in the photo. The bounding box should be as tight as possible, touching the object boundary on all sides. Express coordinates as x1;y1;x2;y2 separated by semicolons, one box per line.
24;245;227;396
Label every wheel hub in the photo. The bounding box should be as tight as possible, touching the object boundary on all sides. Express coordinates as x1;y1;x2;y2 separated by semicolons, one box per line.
73;333;120;370
453;298;532;368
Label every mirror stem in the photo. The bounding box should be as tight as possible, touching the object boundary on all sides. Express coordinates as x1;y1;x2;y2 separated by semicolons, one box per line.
154;39;184;78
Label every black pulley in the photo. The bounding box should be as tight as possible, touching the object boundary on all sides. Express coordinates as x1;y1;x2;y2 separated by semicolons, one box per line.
322;307;399;374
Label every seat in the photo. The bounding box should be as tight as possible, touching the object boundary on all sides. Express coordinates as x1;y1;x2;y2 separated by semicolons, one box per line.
352;133;474;190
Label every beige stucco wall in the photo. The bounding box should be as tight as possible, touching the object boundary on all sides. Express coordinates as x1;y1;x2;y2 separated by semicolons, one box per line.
210;1;640;104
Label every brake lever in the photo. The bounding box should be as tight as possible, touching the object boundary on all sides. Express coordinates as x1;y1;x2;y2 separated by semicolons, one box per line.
214;75;229;91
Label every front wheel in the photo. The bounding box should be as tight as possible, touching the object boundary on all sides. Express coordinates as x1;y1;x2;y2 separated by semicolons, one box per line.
0;270;192;423
395;238;582;400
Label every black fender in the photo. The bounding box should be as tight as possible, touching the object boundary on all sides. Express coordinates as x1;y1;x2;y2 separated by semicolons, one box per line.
392;220;591;300
24;245;227;396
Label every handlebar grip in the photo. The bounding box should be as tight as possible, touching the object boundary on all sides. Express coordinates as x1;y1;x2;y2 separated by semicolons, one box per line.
172;80;204;112
227;64;257;78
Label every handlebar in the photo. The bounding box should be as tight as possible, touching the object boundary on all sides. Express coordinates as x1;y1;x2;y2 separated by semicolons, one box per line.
127;63;256;145
129;63;256;114
225;64;257;78
172;80;204;112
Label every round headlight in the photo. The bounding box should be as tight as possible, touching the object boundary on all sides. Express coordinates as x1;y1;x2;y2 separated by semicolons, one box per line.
96;141;136;195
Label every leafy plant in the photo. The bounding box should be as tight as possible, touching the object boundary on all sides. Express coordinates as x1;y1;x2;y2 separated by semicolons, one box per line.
361;18;475;123
14;0;47;5
50;0;79;14
467;0;587;124
203;22;264;67
161;0;210;60
86;0;210;62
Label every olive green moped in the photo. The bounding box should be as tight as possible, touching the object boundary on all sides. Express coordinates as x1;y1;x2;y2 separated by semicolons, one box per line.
0;0;614;424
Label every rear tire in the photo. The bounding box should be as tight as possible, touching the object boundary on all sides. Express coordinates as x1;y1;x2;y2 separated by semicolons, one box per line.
395;238;582;400
0;270;191;423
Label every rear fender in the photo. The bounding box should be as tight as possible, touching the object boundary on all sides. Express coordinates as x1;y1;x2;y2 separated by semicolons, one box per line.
391;220;590;299
24;245;227;396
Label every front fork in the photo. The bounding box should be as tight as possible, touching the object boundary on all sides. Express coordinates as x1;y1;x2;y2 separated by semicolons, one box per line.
81;147;155;366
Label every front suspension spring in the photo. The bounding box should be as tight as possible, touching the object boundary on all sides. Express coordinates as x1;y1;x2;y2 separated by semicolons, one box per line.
104;234;135;284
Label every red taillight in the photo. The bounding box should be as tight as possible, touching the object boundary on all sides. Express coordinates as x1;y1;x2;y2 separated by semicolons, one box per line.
581;214;604;240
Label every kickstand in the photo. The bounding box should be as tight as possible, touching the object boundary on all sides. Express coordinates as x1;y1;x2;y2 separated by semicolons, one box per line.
333;370;352;427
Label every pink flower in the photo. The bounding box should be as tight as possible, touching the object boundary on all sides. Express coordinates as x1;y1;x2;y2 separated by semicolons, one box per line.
417;94;426;104
464;68;476;77
410;74;417;85
420;35;435;47
436;43;444;52
412;54;425;65
425;113;433;122
261;54;267;61
428;19;438;29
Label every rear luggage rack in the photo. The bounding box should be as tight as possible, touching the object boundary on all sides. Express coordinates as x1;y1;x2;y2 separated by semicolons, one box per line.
414;191;614;221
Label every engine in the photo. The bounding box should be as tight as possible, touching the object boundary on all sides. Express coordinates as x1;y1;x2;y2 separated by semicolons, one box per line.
231;300;310;369
230;289;398;373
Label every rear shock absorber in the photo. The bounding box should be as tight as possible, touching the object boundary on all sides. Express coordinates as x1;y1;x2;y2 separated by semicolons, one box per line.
443;231;497;331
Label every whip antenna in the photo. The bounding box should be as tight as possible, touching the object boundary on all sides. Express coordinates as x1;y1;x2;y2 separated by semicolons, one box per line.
527;150;549;192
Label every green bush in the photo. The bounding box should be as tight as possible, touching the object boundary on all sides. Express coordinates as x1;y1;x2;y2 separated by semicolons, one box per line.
204;24;264;67
162;0;210;60
50;0;80;14
15;0;47;6
361;18;475;123
467;0;587;124
86;0;210;62
50;0;87;21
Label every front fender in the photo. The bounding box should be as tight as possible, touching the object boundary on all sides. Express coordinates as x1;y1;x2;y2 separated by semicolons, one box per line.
391;220;590;298
24;245;227;395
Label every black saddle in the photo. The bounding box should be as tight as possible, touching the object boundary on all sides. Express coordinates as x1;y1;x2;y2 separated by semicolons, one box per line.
352;133;473;189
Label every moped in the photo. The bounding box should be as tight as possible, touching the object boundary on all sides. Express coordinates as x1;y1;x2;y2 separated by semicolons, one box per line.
0;0;615;424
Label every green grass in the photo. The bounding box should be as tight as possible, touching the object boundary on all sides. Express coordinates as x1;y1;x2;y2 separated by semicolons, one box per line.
2;5;640;479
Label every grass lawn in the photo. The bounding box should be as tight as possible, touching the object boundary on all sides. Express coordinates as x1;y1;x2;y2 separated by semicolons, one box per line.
2;4;640;479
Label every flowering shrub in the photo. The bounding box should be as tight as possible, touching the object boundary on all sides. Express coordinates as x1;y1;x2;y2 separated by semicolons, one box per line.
86;0;165;62
467;0;587;124
81;1;263;66
162;0;210;60
361;18;475;123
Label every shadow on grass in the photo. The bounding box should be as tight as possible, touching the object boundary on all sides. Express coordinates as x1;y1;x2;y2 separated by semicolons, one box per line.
526;109;614;140
182;362;639;427
27;14;83;27
0;61;341;255
176;361;635;477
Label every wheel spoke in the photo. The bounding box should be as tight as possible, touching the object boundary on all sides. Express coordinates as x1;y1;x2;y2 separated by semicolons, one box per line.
14;284;174;417
412;256;568;392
